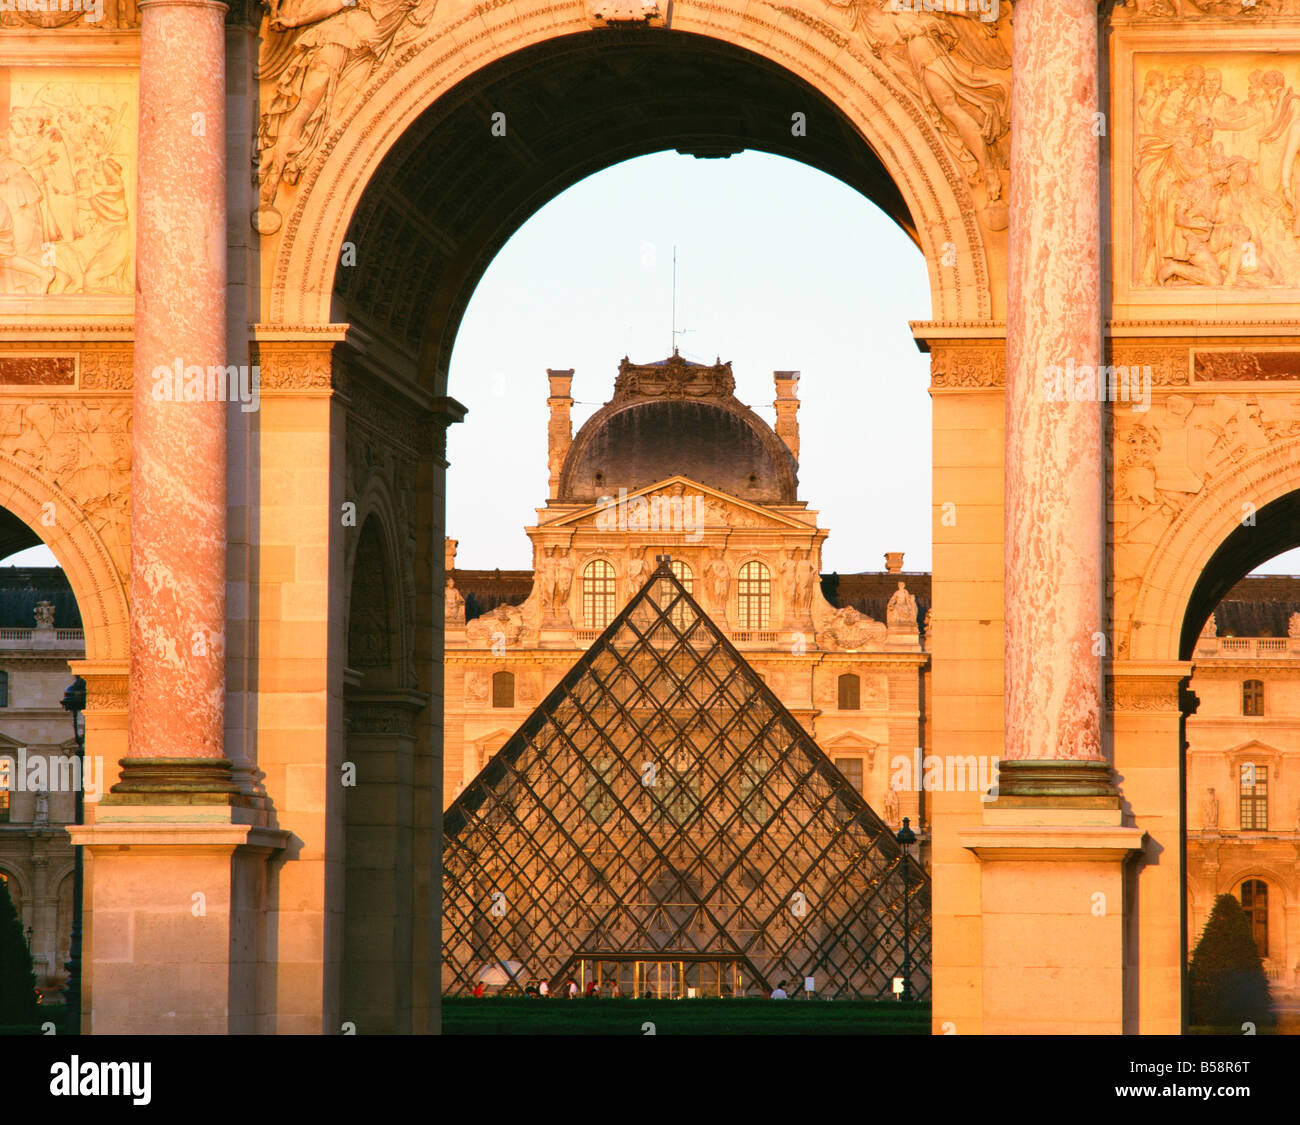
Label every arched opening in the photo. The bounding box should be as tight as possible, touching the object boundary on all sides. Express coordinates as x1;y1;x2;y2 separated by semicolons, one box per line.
341;514;416;1033
1181;510;1300;1011
0;504;90;1002
323;17;966;1018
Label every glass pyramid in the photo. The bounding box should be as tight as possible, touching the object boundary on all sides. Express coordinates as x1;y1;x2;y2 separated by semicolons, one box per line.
442;558;931;999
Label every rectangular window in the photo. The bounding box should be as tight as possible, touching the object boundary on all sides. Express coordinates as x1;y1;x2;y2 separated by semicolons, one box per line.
0;669;8;708
1240;763;1268;831
835;757;864;795
1243;679;1264;716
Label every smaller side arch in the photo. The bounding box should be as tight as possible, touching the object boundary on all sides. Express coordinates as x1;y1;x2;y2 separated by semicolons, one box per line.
0;453;129;664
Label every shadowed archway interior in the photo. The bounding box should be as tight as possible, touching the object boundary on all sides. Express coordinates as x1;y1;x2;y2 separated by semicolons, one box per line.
332;30;916;393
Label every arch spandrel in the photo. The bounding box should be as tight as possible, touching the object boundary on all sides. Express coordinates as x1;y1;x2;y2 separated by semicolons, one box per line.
260;0;1009;355
1124;433;1300;664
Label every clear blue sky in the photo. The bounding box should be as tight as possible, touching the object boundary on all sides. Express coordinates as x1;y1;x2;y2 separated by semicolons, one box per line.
4;149;1299;580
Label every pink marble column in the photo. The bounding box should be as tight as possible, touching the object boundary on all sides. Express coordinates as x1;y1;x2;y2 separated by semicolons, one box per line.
1004;0;1105;769
127;0;230;775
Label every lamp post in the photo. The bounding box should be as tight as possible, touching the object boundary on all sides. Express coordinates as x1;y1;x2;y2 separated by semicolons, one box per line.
895;816;916;1003
60;675;86;1035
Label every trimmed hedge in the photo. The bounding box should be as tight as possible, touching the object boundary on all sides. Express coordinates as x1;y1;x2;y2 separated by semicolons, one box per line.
0;877;38;1029
1189;893;1275;1032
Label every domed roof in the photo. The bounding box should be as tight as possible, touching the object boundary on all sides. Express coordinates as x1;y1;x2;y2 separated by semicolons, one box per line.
558;354;798;504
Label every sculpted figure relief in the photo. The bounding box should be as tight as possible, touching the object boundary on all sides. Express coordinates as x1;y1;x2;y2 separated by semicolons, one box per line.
1;88;133;294
810;0;1011;228
253;0;437;233
1134;61;1300;288
1202;786;1219;829
820;606;887;650
465;603;528;648
1289;611;1300;638
33;600;55;628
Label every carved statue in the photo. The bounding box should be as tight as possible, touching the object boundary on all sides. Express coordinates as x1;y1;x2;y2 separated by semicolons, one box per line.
886;580;918;628
34;790;49;826
820;606;888;650
1203;786;1219;830
253;0;437;234
465;603;527;648
707;555;730;608
882;783;899;827
555;554;575;607
33;600;55;629
444;577;465;624
536;549;558;615
626;556;648;588
1289;612;1300;638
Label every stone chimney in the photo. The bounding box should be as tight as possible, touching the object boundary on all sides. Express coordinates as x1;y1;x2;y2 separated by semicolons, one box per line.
547;368;575;499
773;371;800;460
884;551;904;574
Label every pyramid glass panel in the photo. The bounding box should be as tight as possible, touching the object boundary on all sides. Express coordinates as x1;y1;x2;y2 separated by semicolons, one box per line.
442;561;931;999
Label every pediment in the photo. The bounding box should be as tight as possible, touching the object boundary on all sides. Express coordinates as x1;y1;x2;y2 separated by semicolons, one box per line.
546;476;810;533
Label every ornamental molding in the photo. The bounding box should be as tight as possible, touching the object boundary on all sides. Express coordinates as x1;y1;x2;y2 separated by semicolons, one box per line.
928;343;1004;389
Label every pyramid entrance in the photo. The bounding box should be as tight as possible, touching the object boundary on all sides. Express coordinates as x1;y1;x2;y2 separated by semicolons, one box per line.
443;559;931;999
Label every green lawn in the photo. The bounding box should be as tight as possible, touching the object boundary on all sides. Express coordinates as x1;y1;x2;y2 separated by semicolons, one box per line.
442;997;931;1035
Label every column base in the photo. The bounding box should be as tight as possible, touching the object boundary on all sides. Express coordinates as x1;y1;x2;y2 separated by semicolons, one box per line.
100;757;270;812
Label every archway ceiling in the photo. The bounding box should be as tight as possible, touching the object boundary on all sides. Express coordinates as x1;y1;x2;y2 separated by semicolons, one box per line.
334;31;915;384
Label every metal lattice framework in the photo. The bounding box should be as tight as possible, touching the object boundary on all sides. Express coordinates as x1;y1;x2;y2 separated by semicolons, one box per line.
442;559;931;999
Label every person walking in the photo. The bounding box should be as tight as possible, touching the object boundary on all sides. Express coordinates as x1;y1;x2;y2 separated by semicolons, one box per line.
770;980;788;999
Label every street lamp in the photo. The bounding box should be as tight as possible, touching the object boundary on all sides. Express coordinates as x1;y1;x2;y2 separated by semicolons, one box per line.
895;816;916;1003
60;675;86;1035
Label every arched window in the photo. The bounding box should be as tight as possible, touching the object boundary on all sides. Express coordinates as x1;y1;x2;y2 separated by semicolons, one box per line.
736;561;771;630
668;560;694;630
837;673;860;710
583;559;617;629
669;559;694;593
0;669;8;707
1242;679;1264;716
492;671;515;709
1240;879;1268;957
1239;762;1268;830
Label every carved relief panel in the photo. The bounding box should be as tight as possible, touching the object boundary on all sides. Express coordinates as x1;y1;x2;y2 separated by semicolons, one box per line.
0;67;136;302
1113;23;1300;316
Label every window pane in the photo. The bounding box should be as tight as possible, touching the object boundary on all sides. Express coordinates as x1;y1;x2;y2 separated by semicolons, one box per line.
837;674;860;710
835;757;863;794
492;671;514;708
1239;763;1268;830
583;560;617;629
736;561;770;630
1243;679;1263;716
1240;879;1268;958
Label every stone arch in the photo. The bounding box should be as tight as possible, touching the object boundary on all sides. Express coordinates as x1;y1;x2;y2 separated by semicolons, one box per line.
266;1;1001;363
1128;438;1300;663
344;497;409;689
0;864;31;922
0;453;129;664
